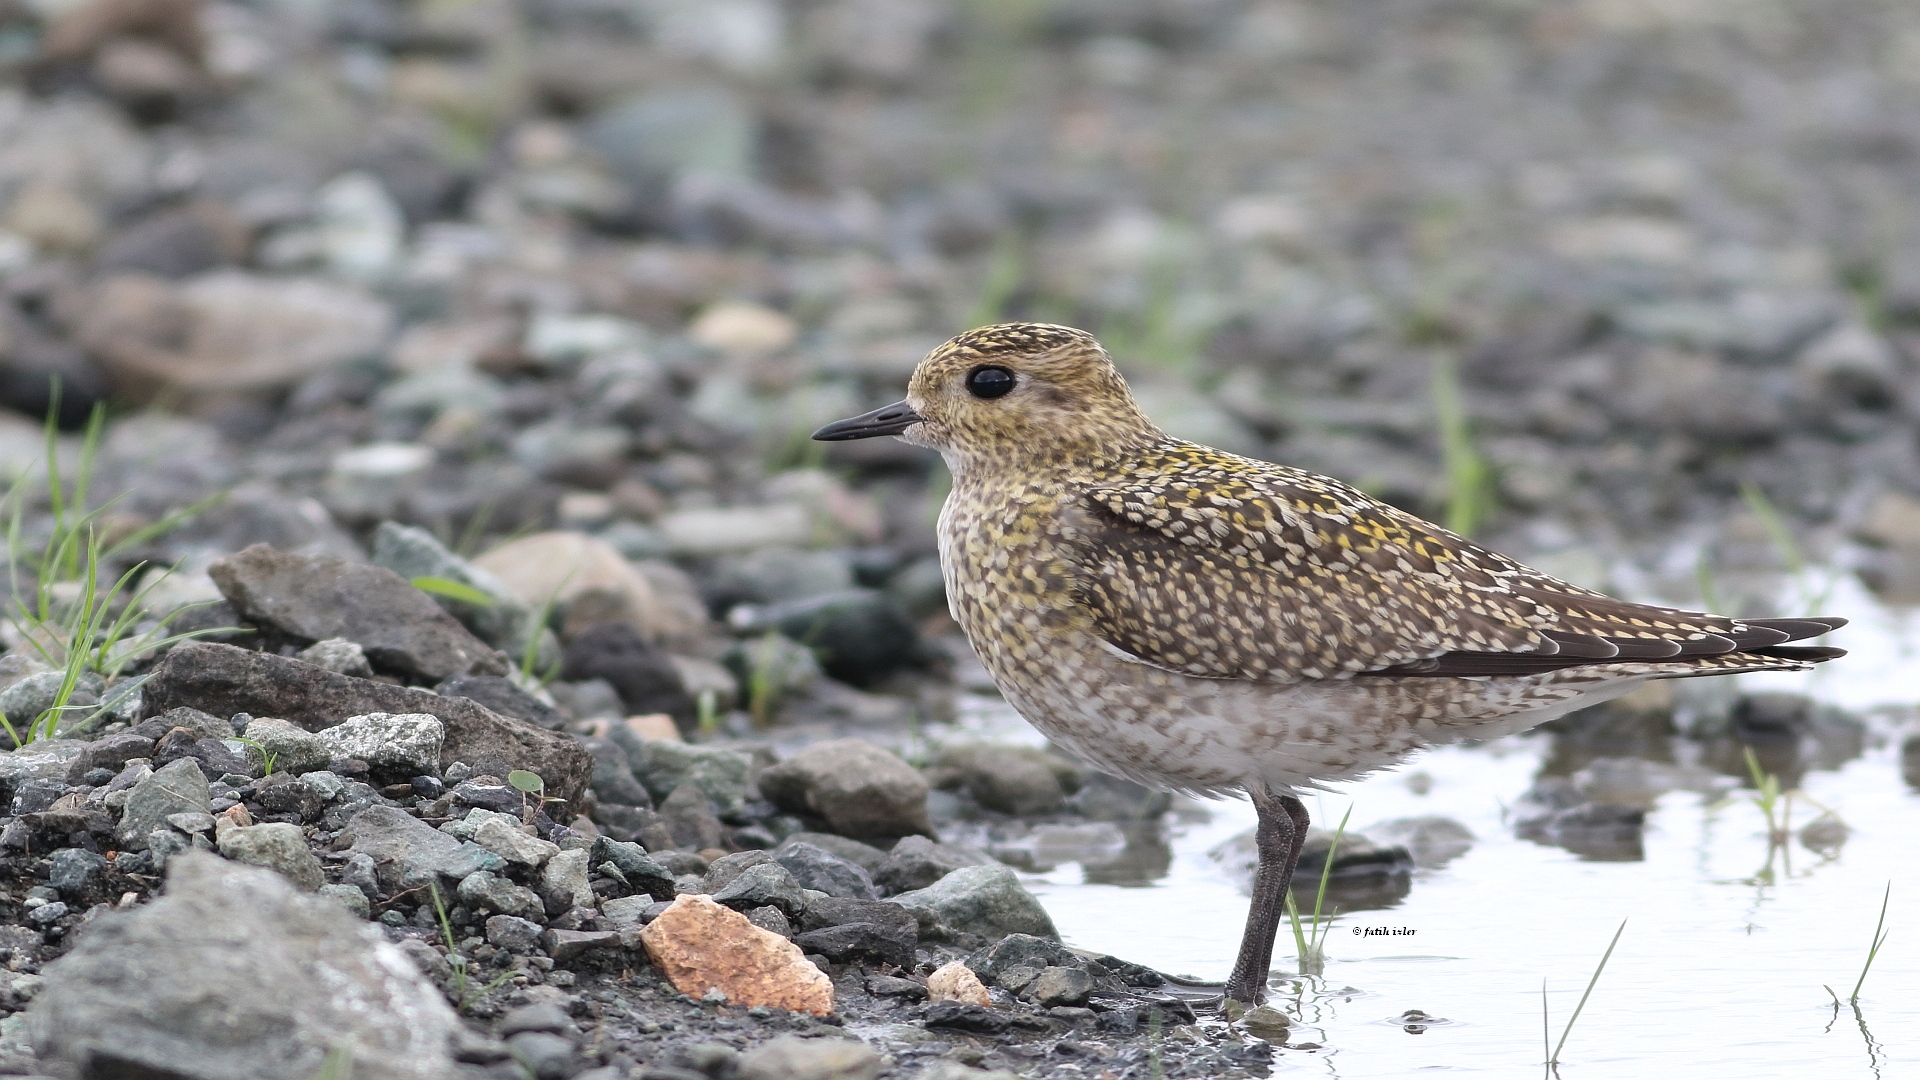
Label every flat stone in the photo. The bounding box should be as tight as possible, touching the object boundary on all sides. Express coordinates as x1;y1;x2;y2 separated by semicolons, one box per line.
234;718;331;777
210;544;506;682
472;816;559;867
888;864;1057;941
317;713;444;777
485;915;544;952
758;739;930;840
216;822;325;890
928;742;1070;815
922;1000;1010;1035
872;835;987;896
710;862;808;919
791;921;915;970
737;1036;880;1080
296;638;374;678
540;848;594;910
28;851;460;1080
541;928;621;963
139;644;592;807
1027;965;1093;1007
114;757;210;852
456;871;545;922
63;732;155;784
339;804;506;892
774;842;877;899
637;895;833;1015
0;741;87;805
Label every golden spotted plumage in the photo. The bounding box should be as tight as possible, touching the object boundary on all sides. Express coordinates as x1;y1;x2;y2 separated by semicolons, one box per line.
836;322;1844;796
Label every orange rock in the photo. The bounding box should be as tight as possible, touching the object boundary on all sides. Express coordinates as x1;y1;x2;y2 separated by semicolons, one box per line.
638;895;834;1015
926;961;992;1007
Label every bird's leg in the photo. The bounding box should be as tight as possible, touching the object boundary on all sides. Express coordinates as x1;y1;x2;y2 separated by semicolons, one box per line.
1222;789;1310;1007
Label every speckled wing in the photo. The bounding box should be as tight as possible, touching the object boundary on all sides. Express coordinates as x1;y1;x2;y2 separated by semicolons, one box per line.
1067;442;1842;682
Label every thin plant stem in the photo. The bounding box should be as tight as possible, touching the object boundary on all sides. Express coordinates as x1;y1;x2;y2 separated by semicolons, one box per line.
1849;883;1891;1004
1548;918;1627;1065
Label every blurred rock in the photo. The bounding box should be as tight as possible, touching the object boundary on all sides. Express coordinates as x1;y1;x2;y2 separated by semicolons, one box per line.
872;835;988;896
727;589;924;686
562;622;696;722
737;1036;881;1080
1362;816;1475;870
474;531;696;645
774;841;877;899
209;543;507;682
758;739;930;840
77;272;392;408
28;852;461;1080
215;822;325;890
927;743;1073;816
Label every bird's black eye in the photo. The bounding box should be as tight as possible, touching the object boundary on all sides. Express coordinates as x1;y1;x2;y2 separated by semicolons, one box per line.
965;366;1016;399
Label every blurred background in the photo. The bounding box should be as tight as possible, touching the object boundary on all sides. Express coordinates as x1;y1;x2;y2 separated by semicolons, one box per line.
3;0;1920;618
1;1;1919;1072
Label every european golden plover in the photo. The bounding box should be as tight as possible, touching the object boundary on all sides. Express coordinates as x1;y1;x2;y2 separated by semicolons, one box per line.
814;322;1844;1006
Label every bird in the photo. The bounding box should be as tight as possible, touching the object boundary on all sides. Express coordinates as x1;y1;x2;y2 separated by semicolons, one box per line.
812;322;1844;1007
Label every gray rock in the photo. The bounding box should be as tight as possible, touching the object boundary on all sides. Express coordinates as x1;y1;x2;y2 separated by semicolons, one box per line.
316;713;444;777
485;915;544;952
1362;816;1476;870
472;816;559;867
27;851;461;1080
115;757;210;851
64;731;155;784
0;740;87;804
791;898;918;968
150;707;235;742
216;822;325;890
709;862;809;918
758;739;930;840
580;737;652;808
237;718;332;778
737;1035;881;1080
295;638;373;678
208;543;507;682
139;644;592;807
584;87;756;188
783;832;888;872
339;804;506;891
1028;965;1093;1007
505;1030;575;1080
887;864;1058;941
701;850;775;893
775;842;877;899
560;622;695;721
658;781;724;851
928;742;1071;816
590;837;675;899
48;849;107;896
720;633;823;716
434;675;567;732
0;672;98;734
872;835;989;895
456;871;546;922
372;522;538;656
626;738;753;814
542;928;621;963
317;883;371;919
1067;772;1172;821
540;848;593;910
298;770;347;802
728;589;923;687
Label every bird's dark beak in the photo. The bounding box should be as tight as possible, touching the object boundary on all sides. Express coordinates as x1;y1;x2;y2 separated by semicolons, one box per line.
811;400;923;441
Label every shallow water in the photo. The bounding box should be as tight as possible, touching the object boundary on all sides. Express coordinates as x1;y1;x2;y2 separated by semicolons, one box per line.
939;571;1920;1079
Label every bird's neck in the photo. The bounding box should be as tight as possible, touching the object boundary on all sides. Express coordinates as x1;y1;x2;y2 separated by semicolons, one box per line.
942;425;1168;485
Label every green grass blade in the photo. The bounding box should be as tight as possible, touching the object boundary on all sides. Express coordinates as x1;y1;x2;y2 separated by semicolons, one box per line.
411;576;496;608
1549;918;1627;1065
1849;882;1891;1003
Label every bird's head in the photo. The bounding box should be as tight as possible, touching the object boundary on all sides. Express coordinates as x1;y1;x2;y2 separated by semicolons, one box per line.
812;322;1161;473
